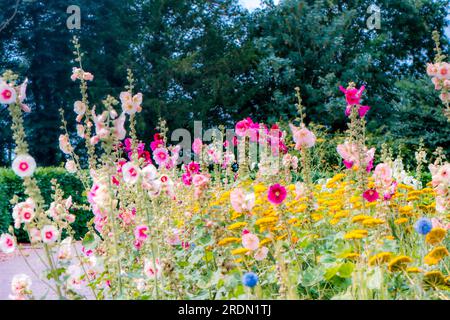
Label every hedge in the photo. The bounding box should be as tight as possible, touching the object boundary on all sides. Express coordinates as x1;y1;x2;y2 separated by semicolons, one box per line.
0;167;91;242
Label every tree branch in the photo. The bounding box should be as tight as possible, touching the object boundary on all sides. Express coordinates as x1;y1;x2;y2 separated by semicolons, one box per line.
0;0;21;33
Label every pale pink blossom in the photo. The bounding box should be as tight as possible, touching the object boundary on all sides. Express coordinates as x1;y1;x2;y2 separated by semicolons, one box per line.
65;160;77;173
59;134;72;154
12;154;36;178
9;274;31;300
289;124;316;149
230;188;255;213
12;198;35;228
122;162;141;184
74;101;86;115
254;246;269;261
41;225;59;243
192;138;203;155
242;233;259;251
144;258;162;279
120;92;143;115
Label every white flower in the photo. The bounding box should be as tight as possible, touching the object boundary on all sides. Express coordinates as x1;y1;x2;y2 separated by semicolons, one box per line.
0;233;15;254
10;274;32;298
12;154;36;178
41;225;59;243
122;162;141;184
0;83;17;104
65;160;77;173
73;100;87;115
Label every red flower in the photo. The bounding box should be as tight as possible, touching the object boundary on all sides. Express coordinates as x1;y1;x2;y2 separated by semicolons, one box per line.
267;184;287;205
363;189;379;202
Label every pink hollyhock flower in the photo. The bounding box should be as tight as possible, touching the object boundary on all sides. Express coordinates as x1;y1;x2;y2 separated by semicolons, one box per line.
0;234;15;254
12;198;35;228
343;160;354;169
254;246;269;261
374;163;393;186
289;124;316;149
187;161;200;174
267;184;287;205
120;92;143;115
18;79;30;112
242;229;250;235
83;72;94;81
65;160;77;173
122;162;141;184
0;83;17;104
153;147;169;166
363;189;379;203
437;62;450;80
235;119;250;137
112;113;126;141
192;174;209;188
41;225;59;243
427;63;439;76
133;239;144;250
242;233;259;251
230;188;255;213
144;258;162;279
295;182;307;200
182;173;192;186
339;85;365;105
431;218;450;230
344;105;371;118
59;134;72;154
73;101;86;115
192;138;203;155
150;139;165;151
76;124;85;138
28;228;41;243
134;225;149;241
12;154;36;178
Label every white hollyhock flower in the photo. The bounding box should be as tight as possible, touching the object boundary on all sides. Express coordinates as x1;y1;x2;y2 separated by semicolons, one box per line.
12;154;36;178
0;234;15;254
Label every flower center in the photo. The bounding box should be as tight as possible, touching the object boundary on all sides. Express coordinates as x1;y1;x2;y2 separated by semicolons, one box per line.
19;162;29;172
2;89;12;99
45;231;53;239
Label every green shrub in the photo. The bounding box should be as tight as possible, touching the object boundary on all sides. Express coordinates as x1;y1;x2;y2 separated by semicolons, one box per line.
0;167;91;243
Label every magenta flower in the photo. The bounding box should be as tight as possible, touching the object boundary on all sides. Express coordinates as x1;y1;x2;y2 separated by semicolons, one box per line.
363;189;379;203
339;85;365;105
267;184;287;205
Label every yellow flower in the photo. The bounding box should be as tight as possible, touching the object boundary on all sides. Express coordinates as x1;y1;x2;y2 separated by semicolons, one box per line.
218;237;241;246
368;252;392;266
343;252;360;260
406;267;422;274
352;215;371;223
344;231;367;240
255;216;278;226
394;218;408;225
424;246;449;265
423;270;446;288
311;213;323;221
276;234;288;241
227;222;247;231
231;247;249;255
388;255;412;272
425;228;447;246
260;238;272;246
253;184;266;193
362;218;385;227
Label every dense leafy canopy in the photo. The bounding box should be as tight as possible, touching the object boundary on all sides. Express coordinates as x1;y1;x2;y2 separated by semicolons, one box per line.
0;0;449;166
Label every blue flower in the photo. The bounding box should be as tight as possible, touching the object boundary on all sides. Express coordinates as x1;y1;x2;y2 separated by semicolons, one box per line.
414;218;432;235
242;272;258;288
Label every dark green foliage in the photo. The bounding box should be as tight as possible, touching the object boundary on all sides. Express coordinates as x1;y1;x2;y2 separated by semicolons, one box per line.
0;167;91;243
0;0;449;168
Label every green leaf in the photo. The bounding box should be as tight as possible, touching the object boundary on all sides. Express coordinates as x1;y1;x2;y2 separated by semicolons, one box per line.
337;262;354;278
